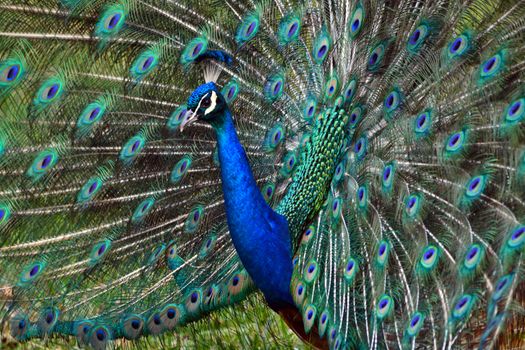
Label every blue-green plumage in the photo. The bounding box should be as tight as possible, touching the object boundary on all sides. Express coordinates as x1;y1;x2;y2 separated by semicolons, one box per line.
1;1;525;350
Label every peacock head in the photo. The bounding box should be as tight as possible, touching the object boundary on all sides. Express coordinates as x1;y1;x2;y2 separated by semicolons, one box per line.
182;82;228;130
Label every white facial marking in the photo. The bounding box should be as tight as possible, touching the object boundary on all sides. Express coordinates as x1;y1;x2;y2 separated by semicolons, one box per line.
204;91;217;116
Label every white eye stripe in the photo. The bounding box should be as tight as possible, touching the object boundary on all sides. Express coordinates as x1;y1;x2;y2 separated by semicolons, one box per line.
204;91;217;115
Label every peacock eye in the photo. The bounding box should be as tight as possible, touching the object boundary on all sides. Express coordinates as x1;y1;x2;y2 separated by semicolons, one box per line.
201;96;211;108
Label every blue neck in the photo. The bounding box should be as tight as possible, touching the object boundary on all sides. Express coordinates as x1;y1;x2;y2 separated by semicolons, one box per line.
213;109;294;308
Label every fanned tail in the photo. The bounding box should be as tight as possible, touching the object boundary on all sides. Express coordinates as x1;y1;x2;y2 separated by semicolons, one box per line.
284;0;525;349
1;0;525;349
0;0;283;347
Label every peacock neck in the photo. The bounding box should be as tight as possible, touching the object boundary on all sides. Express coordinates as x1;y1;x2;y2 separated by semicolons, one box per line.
213;109;294;308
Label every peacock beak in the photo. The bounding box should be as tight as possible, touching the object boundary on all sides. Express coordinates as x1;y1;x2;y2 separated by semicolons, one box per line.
180;110;198;131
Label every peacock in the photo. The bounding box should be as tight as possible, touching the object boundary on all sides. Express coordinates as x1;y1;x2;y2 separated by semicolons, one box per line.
1;0;525;349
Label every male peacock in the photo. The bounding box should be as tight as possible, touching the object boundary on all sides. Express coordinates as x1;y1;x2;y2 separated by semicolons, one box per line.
1;0;525;349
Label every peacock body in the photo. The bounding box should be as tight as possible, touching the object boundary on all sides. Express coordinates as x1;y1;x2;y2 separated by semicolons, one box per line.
1;0;524;349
